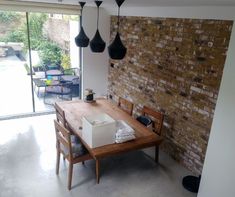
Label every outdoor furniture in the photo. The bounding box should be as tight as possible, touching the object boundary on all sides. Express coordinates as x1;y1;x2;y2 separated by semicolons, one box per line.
33;76;80;99
118;97;134;116
57;98;163;184
54;120;92;190
33;78;60;97
44;64;63;79
33;78;47;96
44;80;73;105
46;69;63;77
61;68;80;97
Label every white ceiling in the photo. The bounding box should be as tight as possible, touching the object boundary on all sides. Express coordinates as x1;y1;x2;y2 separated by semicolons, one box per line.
18;0;235;7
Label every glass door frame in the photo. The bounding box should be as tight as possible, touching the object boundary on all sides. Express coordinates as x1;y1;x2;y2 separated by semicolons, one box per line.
0;11;81;120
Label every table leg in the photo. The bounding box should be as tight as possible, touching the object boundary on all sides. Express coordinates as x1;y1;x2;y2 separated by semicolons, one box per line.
155;146;159;163
96;159;100;184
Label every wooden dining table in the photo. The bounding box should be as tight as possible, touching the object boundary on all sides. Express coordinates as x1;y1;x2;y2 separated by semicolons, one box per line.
57;98;163;183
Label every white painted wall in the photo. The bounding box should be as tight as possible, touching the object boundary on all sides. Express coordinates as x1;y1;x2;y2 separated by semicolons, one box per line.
197;21;235;197
105;6;235;197
82;7;110;99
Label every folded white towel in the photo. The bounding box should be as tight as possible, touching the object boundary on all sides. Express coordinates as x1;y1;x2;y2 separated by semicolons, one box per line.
116;128;135;136
115;134;136;143
116;132;135;138
115;120;136;143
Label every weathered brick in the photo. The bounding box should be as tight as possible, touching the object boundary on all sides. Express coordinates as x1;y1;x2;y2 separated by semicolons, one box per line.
108;16;233;174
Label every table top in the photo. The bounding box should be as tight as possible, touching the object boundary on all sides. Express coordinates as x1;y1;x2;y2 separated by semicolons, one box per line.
46;69;63;76
57;98;163;159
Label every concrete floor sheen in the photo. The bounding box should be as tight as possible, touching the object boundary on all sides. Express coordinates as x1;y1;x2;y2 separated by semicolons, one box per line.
0;115;196;197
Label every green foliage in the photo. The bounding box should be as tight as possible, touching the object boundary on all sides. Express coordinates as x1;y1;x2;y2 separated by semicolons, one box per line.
27;13;48;50
61;54;71;70
0;30;25;43
1;12;64;68
38;40;62;66
0;12;20;23
0;13;47;51
27;13;62;66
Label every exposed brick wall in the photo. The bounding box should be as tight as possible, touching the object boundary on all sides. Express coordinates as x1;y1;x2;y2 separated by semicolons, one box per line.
108;16;233;174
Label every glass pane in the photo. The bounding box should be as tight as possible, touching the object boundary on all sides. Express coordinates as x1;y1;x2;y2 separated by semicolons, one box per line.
0;11;33;116
28;13;80;110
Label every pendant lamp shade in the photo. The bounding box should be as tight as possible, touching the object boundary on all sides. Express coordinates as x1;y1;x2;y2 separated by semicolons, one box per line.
90;1;106;53
108;0;126;60
108;32;126;60
75;2;90;47
75;26;89;47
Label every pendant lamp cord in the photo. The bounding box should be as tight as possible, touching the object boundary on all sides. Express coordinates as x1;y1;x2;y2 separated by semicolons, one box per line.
97;6;99;29
117;6;120;33
80;7;83;28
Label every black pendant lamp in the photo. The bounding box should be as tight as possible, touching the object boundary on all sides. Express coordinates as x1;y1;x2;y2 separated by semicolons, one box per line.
90;1;106;53
108;0;127;60
75;2;90;47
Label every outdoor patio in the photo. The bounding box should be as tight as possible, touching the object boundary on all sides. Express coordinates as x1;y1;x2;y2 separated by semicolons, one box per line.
0;55;79;117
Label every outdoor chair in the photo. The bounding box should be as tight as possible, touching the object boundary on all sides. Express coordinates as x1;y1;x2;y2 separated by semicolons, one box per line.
54;120;92;190
61;68;80;97
44;80;73;105
44;64;64;79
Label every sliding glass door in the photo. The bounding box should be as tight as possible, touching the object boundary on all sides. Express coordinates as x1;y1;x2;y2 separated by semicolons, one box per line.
0;11;33;116
0;10;79;117
28;13;79;112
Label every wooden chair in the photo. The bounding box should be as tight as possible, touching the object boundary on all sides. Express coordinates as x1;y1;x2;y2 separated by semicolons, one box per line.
118;97;134;116
54;120;92;190
55;102;67;127
142;106;164;136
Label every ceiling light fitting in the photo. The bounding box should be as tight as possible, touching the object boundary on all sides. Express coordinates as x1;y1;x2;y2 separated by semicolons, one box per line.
75;1;90;47
90;1;106;53
108;0;127;60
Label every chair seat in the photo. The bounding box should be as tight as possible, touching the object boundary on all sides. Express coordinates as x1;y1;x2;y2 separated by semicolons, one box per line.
61;76;79;85
61;136;87;158
46;86;71;95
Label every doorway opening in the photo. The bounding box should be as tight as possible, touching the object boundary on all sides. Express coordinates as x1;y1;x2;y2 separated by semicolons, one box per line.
0;11;80;118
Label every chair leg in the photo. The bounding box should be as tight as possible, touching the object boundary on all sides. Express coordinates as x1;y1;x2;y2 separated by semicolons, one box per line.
155;146;159;163
56;150;60;175
68;162;73;190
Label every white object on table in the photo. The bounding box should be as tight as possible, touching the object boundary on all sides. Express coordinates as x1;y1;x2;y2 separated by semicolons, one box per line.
115;120;136;143
82;113;116;148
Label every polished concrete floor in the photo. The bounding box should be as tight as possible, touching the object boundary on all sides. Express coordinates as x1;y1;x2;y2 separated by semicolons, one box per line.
0;115;197;197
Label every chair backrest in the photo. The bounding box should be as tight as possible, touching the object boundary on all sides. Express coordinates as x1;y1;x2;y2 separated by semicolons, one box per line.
118;97;134;116
142;106;164;136
55;102;66;127
54;120;72;158
63;68;79;76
